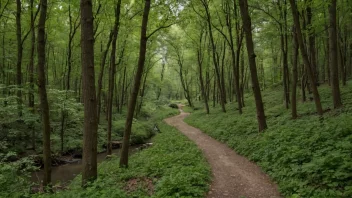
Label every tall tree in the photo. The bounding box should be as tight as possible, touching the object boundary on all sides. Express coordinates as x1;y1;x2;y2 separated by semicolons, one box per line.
16;0;22;117
37;0;51;189
239;0;267;131
291;26;299;119
81;0;98;186
107;0;122;155
66;2;80;90
289;0;323;115
329;0;342;108
29;0;36;150
195;0;227;113
197;27;210;114
120;0;151;168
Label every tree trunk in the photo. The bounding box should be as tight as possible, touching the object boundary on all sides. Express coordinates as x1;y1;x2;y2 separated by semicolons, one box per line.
329;0;343;108
29;0;36;150
239;0;267;131
197;30;209;114
119;65;127;113
234;1;243;114
120;0;150;168
80;0;98;186
37;0;51;189
107;0;122;155
97;32;113;123
67;4;80;90
291;26;299;119
16;0;23;117
289;0;323;115
307;1;318;83
200;0;226;112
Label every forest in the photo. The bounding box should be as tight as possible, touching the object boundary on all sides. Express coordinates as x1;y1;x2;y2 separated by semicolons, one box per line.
1;0;352;197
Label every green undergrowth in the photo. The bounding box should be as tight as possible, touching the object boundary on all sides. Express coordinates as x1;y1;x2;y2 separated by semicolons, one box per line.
185;82;352;198
34;106;211;198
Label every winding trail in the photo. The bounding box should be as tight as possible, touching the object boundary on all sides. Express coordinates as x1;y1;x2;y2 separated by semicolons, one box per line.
164;107;281;198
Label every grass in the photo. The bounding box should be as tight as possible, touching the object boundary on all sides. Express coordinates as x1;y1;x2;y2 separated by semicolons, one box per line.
33;106;211;198
185;82;352;198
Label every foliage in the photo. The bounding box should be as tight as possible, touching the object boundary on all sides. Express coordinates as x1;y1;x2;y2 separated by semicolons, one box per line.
34;107;210;198
185;83;352;198
168;103;178;109
0;152;38;197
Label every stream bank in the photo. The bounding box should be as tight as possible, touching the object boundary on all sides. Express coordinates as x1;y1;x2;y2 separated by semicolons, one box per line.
31;141;152;187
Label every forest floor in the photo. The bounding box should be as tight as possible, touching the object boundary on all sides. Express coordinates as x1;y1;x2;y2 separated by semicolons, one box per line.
164;106;282;198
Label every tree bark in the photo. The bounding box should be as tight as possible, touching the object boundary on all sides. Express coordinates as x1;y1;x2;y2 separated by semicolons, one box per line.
329;0;342;108
80;0;98;186
28;0;36;150
239;0;267;131
289;0;323;115
97;32;113;123
67;4;80;90
37;0;51;189
291;26;299;119
307;1;318;83
16;0;23;117
107;0;122;155
120;0;151;168
197;29;209;114
199;0;226;112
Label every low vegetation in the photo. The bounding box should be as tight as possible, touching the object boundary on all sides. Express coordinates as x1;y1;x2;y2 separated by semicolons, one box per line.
34;107;210;198
1;107;211;197
185;83;352;198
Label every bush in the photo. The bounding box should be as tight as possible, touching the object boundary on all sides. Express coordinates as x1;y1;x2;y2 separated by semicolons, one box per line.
168;103;178;109
0;152;37;197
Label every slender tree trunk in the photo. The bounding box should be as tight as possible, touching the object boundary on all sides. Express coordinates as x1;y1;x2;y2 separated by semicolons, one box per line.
67;4;80;90
324;11;331;85
29;0;36;150
120;0;150;168
239;0;267;131
107;0;122;155
307;1;318;83
234;1;243;114
119;65;127;113
81;0;98;186
16;0;23;117
197;30;209;114
291;26;299;119
289;0;323;115
329;0;342;108
200;0;226;112
97;32;113;123
37;0;51;189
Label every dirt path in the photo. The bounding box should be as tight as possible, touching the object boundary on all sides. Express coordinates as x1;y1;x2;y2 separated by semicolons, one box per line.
164;108;282;198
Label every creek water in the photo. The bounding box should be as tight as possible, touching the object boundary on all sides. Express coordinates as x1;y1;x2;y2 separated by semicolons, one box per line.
31;146;139;186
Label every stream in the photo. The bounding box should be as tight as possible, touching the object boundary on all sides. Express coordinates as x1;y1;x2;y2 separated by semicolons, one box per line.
31;145;141;186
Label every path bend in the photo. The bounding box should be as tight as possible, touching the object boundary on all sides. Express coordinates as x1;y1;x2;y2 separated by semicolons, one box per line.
164;109;281;198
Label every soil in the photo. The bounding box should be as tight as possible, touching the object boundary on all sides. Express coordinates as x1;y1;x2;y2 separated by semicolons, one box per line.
164;106;282;198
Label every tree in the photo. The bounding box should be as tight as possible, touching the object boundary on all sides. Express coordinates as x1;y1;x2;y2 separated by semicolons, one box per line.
194;0;227;113
196;26;210;114
120;0;151;168
37;0;51;189
291;26;299;119
107;0;122;155
239;0;267;131
16;0;22;117
329;0;342;108
289;0;323;116
80;0;98;186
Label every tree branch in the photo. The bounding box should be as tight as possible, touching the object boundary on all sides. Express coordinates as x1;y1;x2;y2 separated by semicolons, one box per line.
147;23;175;40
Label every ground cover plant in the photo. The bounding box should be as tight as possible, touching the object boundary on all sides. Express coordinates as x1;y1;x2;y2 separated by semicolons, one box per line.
185;83;352;198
